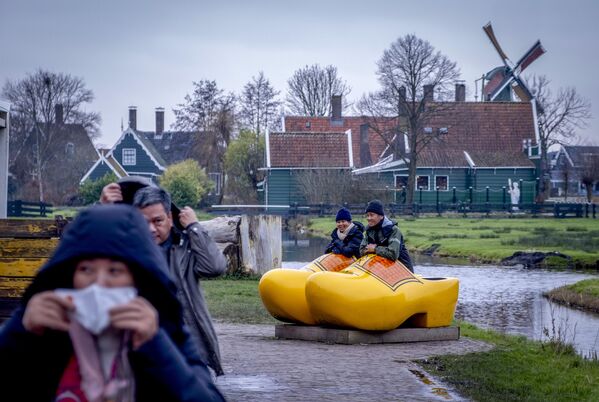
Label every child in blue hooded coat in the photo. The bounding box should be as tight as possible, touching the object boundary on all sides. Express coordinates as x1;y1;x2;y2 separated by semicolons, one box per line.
0;204;225;402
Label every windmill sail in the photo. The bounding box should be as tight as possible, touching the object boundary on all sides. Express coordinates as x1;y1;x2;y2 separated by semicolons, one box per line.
514;40;546;74
483;22;510;65
482;22;546;102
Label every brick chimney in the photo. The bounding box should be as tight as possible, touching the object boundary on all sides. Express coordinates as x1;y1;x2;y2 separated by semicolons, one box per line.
128;106;137;130
331;95;342;120
359;123;372;167
423;85;435;102
55;104;64;124
455;83;466;102
155;107;164;138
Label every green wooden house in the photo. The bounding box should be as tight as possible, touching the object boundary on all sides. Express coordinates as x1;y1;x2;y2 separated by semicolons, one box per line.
263;97;541;207
81;107;224;202
81;126;166;183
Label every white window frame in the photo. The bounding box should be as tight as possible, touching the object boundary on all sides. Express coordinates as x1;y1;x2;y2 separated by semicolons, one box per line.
122;148;136;166
394;174;408;189
434;175;449;191
416;175;430;191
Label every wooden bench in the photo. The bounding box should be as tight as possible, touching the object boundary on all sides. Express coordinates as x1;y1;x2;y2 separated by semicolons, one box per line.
0;217;69;320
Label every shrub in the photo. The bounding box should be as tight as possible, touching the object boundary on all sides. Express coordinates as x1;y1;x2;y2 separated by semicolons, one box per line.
78;172;118;205
160;159;213;207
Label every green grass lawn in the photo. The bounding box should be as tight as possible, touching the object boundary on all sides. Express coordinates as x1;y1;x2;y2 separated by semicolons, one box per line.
203;277;277;324
309;216;599;267
47;206;214;221
420;322;599;402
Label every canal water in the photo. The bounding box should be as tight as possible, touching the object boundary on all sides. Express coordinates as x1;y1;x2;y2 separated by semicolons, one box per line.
282;231;599;358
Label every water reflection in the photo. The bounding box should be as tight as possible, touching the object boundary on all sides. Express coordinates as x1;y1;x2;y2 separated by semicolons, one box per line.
282;231;599;357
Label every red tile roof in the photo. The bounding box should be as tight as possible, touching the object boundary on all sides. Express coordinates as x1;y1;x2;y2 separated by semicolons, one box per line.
268;132;351;168
276;102;537;169
284;116;398;168
418;102;536;167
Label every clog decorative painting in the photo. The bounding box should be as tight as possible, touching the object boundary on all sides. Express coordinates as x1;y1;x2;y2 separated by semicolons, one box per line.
349;255;421;291
306;253;355;273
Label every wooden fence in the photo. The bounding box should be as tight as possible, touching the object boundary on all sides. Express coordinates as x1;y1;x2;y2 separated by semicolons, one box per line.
7;200;53;217
212;202;597;219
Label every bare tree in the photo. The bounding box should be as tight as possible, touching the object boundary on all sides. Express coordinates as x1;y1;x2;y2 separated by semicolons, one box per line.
286;64;351;116
358;34;460;204
580;153;599;203
295;170;392;205
173;80;236;195
2;69;101;202
528;75;592;199
239;72;281;134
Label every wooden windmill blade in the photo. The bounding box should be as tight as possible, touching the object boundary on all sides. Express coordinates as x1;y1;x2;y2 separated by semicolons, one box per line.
511;76;534;102
483;22;511;65
514;40;546;75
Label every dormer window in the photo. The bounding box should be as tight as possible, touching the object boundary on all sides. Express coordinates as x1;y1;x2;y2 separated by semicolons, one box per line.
122;148;136;165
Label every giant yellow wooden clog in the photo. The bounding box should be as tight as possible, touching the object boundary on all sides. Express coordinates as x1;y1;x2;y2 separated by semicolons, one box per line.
305;255;459;330
259;253;354;324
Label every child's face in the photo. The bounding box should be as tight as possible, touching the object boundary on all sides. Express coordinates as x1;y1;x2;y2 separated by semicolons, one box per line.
336;219;351;232
73;258;134;289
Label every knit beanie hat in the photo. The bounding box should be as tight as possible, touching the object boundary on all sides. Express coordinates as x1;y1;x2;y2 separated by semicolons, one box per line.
365;199;385;216
335;207;352;222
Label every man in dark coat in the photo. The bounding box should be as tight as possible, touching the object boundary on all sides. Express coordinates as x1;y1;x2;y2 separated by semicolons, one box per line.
325;207;364;259
359;199;414;272
101;182;227;376
0;204;225;401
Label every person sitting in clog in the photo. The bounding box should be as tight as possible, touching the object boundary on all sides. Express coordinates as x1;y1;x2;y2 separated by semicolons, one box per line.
325;207;364;259
360;200;414;272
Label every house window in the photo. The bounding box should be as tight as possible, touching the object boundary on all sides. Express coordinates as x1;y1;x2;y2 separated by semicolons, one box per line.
122;148;136;166
65;142;75;156
416;175;430;191
395;175;408;189
435;175;448;191
208;172;222;195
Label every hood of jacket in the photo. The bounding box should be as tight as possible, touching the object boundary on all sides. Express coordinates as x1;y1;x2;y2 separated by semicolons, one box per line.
23;204;182;331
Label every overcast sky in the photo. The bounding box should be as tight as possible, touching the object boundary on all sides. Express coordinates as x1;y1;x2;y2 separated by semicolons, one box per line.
2;0;598;147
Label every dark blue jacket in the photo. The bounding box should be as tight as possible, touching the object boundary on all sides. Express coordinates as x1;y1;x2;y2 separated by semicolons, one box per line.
325;221;365;259
0;204;224;402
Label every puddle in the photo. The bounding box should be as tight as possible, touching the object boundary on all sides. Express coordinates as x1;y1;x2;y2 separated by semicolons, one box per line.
216;374;288;392
409;369;452;400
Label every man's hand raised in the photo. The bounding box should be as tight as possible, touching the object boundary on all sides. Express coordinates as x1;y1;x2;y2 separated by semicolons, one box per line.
100;183;123;204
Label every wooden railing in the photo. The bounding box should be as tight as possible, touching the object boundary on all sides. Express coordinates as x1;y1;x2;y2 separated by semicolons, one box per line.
7;200;53;217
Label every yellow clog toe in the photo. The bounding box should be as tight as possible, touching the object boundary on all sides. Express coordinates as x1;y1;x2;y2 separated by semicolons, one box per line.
259;253;354;324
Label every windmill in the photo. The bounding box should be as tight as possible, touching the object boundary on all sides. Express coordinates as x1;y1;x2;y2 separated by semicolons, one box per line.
481;22;546;102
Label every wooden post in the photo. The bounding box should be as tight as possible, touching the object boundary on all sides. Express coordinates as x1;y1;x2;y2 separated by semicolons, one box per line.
0;101;10;219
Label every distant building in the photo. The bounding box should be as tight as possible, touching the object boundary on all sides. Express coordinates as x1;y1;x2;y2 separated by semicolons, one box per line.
550;145;599;198
263;90;541;206
81;107;224;200
9;104;97;204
